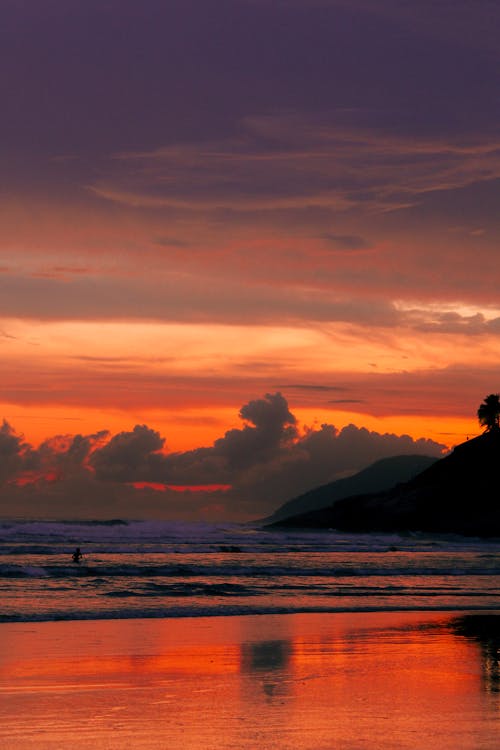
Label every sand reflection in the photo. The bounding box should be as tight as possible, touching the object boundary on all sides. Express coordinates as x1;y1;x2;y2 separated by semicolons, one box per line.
241;639;292;673
0;612;499;749
241;639;293;699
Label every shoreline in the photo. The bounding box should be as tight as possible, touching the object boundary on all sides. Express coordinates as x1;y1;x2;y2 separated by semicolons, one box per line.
2;603;500;626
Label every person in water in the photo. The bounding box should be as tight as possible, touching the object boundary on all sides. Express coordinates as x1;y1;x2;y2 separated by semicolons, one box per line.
72;547;83;563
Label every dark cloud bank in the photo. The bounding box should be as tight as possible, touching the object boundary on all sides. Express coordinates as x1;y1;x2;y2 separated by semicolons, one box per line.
0;394;446;521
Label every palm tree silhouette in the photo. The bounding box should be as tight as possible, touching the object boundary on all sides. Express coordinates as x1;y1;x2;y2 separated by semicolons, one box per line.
477;393;500;432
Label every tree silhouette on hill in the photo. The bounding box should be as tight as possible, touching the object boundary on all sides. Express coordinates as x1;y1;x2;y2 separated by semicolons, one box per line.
477;393;500;432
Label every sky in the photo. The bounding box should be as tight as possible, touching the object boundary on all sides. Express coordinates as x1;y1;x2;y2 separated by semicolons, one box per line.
1;0;499;520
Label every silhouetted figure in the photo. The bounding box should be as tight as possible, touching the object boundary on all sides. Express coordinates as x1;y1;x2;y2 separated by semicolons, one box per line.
72;547;83;564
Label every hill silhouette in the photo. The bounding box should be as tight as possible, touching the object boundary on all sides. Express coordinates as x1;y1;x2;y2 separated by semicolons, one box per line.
262;454;438;523
269;431;500;537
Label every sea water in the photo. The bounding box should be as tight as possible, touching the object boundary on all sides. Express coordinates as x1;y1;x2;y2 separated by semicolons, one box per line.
1;519;499;622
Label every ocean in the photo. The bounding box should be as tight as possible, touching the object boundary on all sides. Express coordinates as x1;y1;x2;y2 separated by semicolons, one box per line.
1;519;499;623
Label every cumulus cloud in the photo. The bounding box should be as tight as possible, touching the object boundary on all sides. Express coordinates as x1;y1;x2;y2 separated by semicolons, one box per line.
0;420;33;483
216;421;446;515
90;425;166;482
162;393;299;484
214;392;298;469
36;431;109;470
0;394;447;521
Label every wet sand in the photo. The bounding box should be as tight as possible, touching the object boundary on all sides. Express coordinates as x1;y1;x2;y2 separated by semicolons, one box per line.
0;611;499;749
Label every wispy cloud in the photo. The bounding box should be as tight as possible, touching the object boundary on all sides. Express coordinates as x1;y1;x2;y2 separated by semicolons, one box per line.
320;233;372;250
89;120;500;220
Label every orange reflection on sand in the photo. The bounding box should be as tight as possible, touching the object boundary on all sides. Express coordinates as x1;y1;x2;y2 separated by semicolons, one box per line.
0;613;498;750
235;613;496;750
291;616;481;702
4;646;240;683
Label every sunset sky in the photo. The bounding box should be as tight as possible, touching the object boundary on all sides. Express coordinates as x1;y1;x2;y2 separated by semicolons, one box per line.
1;1;499;520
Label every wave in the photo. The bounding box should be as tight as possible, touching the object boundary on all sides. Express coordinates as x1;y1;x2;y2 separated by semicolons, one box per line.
103;581;260;598
2;562;499;579
0;519;239;542
2;521;498;626
2;519;499;553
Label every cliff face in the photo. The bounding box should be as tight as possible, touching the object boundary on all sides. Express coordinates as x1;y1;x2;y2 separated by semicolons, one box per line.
271;431;500;536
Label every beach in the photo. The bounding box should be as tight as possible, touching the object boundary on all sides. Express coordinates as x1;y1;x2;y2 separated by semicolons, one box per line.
1;522;498;747
1;611;499;750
